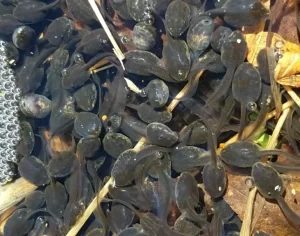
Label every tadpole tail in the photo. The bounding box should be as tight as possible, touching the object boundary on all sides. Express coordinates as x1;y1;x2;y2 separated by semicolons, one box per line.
268;162;300;173
95;184;110;236
237;102;247;141
205;66;234;107
276;195;300;230
259;149;300;164
202;119;218;168
215;93;235;137
285;109;300;155
244;94;271;141
266;47;282;119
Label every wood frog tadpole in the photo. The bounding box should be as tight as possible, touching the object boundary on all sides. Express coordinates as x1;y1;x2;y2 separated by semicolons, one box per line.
74;112;102;137
187;15;214;58
205;30;247;107
24;190;45;210
120;112;147;142
45;180;68;219
47;151;76;178
175;172;207;225
107;203;135;234
146;122;179;147
125;50;178;83
44;17;74;46
202;120;227;199
0;14;23;35
211;26;232;53
128;102;172;124
4;208;35;236
220;141;300;169
13;0;61;24
232;62;262;139
103;132;132;159
145;79;169;109
62;52;116;90
203;0;269;28
252;162;300;229
17;46;57;94
18;155;50;186
65;0;97;23
162;34;191;82
171;146;210;173
165;0;191;38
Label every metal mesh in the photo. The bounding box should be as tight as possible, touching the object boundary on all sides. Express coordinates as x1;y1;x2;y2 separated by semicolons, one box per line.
0;40;21;185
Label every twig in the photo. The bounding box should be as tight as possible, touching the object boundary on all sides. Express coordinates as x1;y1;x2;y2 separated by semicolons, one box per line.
0;206;17;232
124;77;143;94
88;0;125;67
91;64;114;73
167;70;204;112
66;177;114;236
267;107;290;149
0;178;37;214
283;85;300;108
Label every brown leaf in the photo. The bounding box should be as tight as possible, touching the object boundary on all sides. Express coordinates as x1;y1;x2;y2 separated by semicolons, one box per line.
244;32;284;66
224;172;300;235
270;0;299;44
275;52;300;87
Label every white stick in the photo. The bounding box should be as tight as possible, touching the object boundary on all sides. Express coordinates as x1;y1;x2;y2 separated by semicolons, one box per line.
88;0;125;68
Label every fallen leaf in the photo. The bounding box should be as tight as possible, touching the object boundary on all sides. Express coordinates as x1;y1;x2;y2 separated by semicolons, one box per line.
275;52;300;87
244;32;284;66
224;172;300;236
270;0;299;44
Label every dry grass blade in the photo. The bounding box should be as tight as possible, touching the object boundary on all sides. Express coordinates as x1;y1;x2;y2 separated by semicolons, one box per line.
88;0;125;66
283;85;300;108
167;70;204;112
91;64;114;73
240;187;257;236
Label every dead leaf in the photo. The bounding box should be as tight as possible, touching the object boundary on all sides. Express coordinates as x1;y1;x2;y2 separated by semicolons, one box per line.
224;172;300;235
244;32;285;66
275;52;300;87
270;0;299;44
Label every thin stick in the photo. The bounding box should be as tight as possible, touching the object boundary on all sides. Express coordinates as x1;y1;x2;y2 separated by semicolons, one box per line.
124;77;142;94
66;177;114;236
167;70;204;112
91;64;114;73
88;0;125;66
283;85;300;108
240;187;257;236
267;107;290;149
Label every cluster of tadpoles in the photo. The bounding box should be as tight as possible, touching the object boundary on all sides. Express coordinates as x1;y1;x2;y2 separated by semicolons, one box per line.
1;0;300;235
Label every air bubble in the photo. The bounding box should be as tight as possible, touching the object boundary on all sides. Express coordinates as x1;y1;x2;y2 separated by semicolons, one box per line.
246;101;257;111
